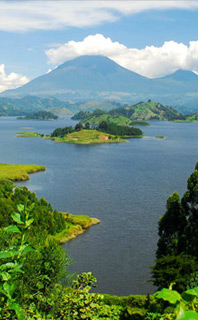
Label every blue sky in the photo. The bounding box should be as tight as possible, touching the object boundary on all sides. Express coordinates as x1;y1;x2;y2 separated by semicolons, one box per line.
1;1;198;92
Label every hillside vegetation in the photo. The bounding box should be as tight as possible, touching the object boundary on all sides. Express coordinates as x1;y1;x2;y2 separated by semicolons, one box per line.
110;100;185;121
18;110;58;120
0;96;72;116
81;109;133;126
72;109;149;126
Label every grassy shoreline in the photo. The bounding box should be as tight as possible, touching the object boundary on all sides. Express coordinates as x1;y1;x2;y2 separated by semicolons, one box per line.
0;163;100;243
53;213;100;243
0;163;46;181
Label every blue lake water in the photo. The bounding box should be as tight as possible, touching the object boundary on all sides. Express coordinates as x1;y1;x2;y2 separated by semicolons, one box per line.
1;117;198;295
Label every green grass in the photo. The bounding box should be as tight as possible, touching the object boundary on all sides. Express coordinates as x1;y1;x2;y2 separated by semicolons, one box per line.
52;212;100;243
16;131;42;138
0;164;46;181
53;129;127;144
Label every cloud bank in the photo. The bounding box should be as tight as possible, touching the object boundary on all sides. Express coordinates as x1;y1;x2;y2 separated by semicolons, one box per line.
46;34;198;78
0;1;198;32
0;65;29;93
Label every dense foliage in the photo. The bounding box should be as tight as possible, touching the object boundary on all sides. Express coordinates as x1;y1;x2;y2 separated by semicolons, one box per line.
71;110;91;120
151;162;198;292
98;121;143;137
51;126;74;137
109;100;185;121
18;110;58;120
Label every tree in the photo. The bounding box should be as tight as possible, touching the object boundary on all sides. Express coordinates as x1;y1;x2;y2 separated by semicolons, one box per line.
152;162;198;291
85;122;90;129
156;192;185;258
75;122;83;131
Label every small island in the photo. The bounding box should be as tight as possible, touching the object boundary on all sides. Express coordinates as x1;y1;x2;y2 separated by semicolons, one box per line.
17;120;143;144
18;110;59;120
0;163;46;181
156;136;167;139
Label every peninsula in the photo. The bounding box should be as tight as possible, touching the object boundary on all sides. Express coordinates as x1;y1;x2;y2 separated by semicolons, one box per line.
0;163;46;181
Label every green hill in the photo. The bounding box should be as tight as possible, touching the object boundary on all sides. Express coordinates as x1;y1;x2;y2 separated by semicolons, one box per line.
109;100;185;121
71;110;91;120
80;109;133;126
18;110;58;120
0;96;72;116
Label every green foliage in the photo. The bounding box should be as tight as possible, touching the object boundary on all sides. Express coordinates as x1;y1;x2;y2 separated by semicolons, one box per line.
152;162;198;291
75;122;83;131
51;126;74;137
53;272;122;319
98;121;143;137
187;272;198;289
18;110;58;120
71;110;91;120
151;254;198;292
0;204;35;319
153;286;198;319
109;100;184;121
0;183;66;235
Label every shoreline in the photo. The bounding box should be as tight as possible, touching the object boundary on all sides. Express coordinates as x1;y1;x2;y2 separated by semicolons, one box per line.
51;214;100;243
0;163;46;181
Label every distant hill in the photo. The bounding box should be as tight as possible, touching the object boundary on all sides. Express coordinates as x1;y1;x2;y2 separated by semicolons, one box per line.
18;110;58;120
71;110;91;120
0;96;72;116
109;100;185;121
79;109;133;126
161;69;198;82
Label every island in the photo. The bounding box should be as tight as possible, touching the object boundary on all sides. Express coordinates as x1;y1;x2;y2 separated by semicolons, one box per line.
18;110;59;120
16;120;143;144
0;163;46;181
73;108;149;126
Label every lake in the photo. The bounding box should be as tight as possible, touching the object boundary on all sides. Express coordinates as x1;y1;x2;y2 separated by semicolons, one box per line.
1;117;198;296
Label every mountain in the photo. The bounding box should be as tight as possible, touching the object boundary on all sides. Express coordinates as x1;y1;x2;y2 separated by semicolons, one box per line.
2;55;198;111
1;55;153;98
161;69;198;82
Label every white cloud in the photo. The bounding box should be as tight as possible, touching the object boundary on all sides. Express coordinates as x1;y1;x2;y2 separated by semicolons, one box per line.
45;34;198;78
0;1;198;32
0;65;29;93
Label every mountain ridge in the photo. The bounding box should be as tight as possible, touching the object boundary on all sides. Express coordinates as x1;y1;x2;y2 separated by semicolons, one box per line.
1;55;198;110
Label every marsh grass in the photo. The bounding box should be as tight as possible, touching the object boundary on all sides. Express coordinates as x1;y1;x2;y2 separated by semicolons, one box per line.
0;163;46;181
